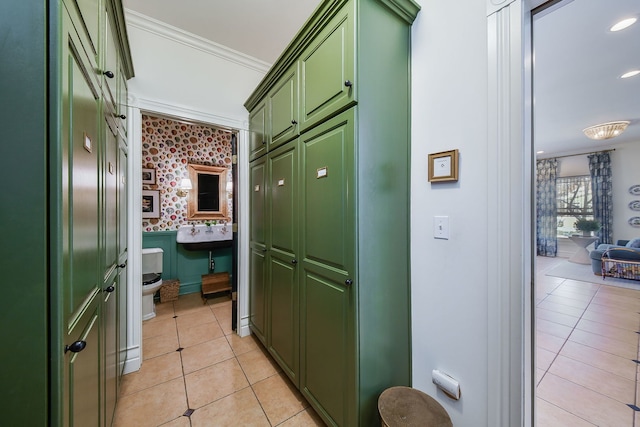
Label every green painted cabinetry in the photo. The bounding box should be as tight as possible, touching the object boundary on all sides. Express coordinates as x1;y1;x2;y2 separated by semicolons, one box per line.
246;1;419;425
249;158;268;343
0;0;133;425
249;101;268;161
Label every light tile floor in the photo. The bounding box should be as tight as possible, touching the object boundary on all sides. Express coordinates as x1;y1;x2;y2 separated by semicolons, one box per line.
113;293;324;427
535;256;640;426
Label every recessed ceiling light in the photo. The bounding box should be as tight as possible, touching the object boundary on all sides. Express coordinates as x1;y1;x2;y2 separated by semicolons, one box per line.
610;17;637;32
536;151;544;154
621;70;640;79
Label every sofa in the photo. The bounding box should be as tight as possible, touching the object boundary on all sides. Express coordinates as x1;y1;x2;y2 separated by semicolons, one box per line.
590;238;640;275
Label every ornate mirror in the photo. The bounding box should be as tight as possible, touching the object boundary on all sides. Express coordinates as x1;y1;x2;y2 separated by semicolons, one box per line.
187;164;229;220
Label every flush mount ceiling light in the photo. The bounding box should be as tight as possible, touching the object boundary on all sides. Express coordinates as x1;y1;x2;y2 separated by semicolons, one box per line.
610;17;637;32
621;70;640;79
583;121;630;140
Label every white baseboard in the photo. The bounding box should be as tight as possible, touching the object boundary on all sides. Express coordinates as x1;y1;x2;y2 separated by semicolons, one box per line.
123;345;141;374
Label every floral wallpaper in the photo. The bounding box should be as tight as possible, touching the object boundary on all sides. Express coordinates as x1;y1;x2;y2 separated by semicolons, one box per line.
141;114;233;232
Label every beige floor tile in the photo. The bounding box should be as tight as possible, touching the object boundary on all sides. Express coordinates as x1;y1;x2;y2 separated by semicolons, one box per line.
554;281;599;295
276;407;325;427
237;347;282;384
159;416;191;427
178;320;225;348
575;318;640;343
536;331;568;354
190;387;270;427
113;377;187;427
537;372;634;426
536;318;574;340
143;317;177;340
568;329;638;359
559;340;637;381
173;293;208;315
536;308;580;328
582;306;640;331
184;358;250;409
536;368;546;386
153;301;175;319
537;300;586;317
537;347;557;371
597;285;640;299
544;295;590;310
558;279;601;292
550;287;596;302
175;308;217;329
226;332;261;356
591;293;640;311
548;355;635;404
536;397;596;427
143;329;179;360
253;373;309;426
119;351;183;396
181;336;235;374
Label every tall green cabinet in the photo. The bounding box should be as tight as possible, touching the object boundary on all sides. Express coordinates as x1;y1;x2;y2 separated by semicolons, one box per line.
0;0;133;425
245;0;419;425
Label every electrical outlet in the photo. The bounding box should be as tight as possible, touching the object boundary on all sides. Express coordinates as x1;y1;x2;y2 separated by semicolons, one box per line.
434;216;449;239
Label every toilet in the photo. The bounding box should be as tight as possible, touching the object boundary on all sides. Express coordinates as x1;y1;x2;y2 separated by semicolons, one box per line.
142;248;164;321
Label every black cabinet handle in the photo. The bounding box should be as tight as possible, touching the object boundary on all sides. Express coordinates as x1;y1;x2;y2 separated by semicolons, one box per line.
104;70;115;79
115;114;126;120
344;80;353;87
104;285;115;293
117;263;127;268
65;340;87;354
345;279;353;286
291;120;298;125
291;259;298;264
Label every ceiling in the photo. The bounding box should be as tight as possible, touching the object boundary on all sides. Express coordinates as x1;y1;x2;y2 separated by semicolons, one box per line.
122;0;640;156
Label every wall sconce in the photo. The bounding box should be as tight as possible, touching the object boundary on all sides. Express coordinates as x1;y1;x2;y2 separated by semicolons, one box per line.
176;178;192;197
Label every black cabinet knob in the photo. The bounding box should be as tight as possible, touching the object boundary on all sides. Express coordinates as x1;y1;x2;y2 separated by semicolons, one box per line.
345;279;353;286
117;263;127;268
115;114;126;120
104;70;115;79
344;80;353;87
65;340;87;354
291;120;298;125
291;259;298;264
105;285;115;293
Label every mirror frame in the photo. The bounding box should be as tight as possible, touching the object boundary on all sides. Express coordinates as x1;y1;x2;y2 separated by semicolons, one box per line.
187;163;229;221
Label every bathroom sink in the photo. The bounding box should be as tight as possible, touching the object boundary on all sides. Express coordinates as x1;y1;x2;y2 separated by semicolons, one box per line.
176;224;233;251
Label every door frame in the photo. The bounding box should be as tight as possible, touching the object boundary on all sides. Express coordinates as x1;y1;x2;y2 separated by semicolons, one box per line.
486;0;549;425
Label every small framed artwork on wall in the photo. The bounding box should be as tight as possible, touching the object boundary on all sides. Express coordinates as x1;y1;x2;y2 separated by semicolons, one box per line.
142;190;160;218
428;149;459;182
142;168;156;185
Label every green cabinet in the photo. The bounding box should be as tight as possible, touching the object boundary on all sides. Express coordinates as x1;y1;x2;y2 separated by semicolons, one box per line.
249;158;268;343
1;0;133;425
249;101;268;161
267;142;300;385
246;0;418;425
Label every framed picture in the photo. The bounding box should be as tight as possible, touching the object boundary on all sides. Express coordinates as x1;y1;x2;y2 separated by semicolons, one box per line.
142;190;160;218
142;168;156;185
428;149;459;182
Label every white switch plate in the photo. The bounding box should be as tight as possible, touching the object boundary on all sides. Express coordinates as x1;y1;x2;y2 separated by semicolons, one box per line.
434;216;449;239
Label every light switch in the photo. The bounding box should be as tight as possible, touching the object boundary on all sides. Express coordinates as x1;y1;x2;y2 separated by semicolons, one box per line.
434;216;449;239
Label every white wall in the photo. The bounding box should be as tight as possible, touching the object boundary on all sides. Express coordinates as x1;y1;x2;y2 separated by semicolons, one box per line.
410;0;491;424
611;141;640;242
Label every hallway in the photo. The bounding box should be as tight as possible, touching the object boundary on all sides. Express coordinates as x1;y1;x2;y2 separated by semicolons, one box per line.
535;256;640;426
113;293;323;426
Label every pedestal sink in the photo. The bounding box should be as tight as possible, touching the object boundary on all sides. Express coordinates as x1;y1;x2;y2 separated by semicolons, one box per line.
176;223;233;250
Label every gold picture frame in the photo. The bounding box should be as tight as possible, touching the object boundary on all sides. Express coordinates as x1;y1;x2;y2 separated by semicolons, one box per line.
428;149;459;182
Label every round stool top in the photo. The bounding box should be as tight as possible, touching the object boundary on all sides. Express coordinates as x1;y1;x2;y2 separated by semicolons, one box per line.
378;386;452;427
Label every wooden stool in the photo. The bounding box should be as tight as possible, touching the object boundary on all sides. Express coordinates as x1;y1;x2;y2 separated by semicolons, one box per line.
378;386;452;427
201;272;231;303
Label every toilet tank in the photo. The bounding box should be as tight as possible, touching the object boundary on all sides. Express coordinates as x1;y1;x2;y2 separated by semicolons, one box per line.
142;248;163;274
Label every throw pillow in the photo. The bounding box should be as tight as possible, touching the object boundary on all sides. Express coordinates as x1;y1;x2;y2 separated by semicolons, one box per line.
626;238;640;248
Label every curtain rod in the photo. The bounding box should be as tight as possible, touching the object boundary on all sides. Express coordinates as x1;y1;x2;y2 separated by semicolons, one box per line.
544;148;615;160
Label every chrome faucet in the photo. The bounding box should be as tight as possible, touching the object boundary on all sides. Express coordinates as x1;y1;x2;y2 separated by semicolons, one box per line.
190;223;199;236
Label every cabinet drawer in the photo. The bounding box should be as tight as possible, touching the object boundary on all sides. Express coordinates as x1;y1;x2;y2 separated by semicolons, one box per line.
300;2;355;132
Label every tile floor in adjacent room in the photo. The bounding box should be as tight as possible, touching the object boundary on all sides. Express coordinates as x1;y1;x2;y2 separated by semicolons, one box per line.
535;256;640;426
113;293;324;427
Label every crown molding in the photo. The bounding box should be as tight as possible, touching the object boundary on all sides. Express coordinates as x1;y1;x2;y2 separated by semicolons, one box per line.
124;9;270;74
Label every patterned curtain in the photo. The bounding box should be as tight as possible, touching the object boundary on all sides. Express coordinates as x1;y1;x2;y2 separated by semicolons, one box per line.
536;159;558;256
588;152;613;246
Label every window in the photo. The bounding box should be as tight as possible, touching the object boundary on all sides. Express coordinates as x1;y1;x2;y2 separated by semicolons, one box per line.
556;175;594;237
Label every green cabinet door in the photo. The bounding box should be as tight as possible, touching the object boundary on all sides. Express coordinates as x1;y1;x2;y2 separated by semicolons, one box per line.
249;158;268;343
104;122;118;273
103;274;118;427
300;2;355;133
249;101;268;161
268;142;300;385
269;64;299;150
299;110;356;426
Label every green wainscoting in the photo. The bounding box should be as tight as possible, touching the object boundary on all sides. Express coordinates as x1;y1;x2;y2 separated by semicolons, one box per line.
143;231;233;295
